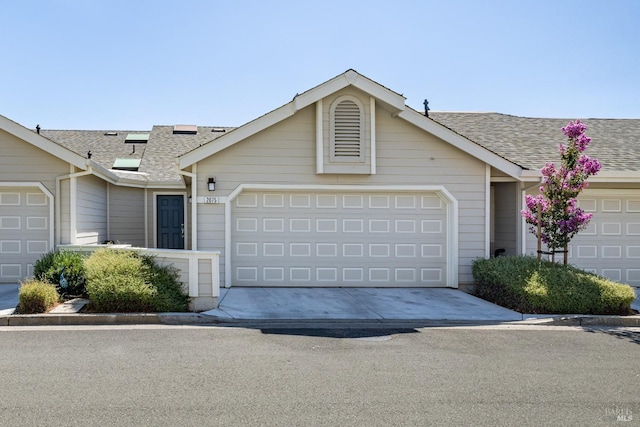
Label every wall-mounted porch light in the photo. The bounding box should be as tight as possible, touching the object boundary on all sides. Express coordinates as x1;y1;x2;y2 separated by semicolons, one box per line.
208;177;216;191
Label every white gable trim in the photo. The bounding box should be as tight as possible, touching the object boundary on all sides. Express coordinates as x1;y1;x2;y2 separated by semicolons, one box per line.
370;96;377;174
179;70;406;169
179;102;297;168
0;115;87;170
294;70;405;114
397;109;523;179
178;71;524;180
316;99;324;174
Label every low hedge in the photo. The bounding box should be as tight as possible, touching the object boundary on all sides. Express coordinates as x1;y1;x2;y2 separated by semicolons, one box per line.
84;248;189;312
139;254;190;312
18;279;60;314
472;256;636;315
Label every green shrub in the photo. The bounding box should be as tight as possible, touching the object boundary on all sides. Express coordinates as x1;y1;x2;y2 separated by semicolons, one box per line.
18;279;60;314
84;249;156;312
33;250;87;296
84;249;189;312
472;256;636;314
140;255;190;312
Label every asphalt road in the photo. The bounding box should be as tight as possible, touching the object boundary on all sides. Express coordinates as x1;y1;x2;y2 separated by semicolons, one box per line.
0;325;638;426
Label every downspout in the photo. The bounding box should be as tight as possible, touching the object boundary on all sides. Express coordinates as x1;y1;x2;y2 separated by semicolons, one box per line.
144;188;148;247
177;164;197;250
485;164;491;258
520;179;543;255
56;165;93;246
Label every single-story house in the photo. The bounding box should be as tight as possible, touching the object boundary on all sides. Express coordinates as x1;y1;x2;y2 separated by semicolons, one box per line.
1;70;638;310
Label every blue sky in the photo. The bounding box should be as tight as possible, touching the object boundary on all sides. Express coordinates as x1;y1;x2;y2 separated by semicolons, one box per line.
2;0;639;130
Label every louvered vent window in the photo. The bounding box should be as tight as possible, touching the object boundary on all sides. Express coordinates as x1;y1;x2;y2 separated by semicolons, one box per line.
334;100;361;157
331;98;364;162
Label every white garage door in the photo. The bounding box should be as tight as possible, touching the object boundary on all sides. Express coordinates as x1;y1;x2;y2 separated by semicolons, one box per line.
0;187;50;282
569;192;640;286
231;191;448;287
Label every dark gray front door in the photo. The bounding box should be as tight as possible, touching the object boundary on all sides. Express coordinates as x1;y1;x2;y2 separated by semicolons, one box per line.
157;195;184;249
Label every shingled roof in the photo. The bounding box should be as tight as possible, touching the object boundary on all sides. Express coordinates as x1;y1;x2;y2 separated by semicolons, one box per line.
42;125;234;184
429;112;640;172
40;112;640;186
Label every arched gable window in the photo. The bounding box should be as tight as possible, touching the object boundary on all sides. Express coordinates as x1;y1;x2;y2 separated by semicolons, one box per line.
330;96;365;163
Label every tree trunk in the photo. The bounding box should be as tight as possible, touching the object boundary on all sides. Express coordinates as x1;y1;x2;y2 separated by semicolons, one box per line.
537;205;542;262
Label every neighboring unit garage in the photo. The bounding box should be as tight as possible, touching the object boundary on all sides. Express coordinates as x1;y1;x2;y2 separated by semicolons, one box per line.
572;191;640;286
230;187;456;287
527;190;640;287
0;185;52;283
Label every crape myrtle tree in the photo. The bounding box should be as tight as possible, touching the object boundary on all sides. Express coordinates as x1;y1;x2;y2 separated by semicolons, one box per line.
521;120;602;265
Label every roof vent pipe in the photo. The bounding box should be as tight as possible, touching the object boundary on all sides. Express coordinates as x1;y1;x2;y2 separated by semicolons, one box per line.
423;99;430;117
36;124;41;134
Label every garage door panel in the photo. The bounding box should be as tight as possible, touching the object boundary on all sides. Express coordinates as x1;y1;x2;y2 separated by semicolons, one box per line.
0;187;49;282
232;191;447;287
563;193;640;286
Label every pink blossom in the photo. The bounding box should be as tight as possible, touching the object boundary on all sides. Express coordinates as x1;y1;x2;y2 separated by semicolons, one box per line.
521;120;601;262
561;120;587;139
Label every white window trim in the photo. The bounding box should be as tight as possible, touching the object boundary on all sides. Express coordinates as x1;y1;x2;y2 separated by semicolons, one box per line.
329;95;365;163
152;191;189;249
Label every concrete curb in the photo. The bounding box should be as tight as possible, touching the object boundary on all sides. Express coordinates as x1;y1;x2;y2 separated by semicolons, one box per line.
1;312;639;328
2;313;221;327
535;315;640;327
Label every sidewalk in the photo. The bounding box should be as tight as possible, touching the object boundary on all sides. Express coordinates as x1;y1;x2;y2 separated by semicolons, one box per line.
1;284;639;327
0;284;19;316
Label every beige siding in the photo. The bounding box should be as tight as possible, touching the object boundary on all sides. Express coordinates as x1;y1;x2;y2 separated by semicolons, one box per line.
197;102;488;285
0;130;71;190
0;129;73;247
60;179;71;244
198;257;214;296
76;175;107;244
493;182;518;256
109;184;146;247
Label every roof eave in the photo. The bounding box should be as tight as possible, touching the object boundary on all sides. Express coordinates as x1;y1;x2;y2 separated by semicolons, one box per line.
178;70;406;169
0;115;87;169
398;109;525;180
88;160;186;189
520;169;640;183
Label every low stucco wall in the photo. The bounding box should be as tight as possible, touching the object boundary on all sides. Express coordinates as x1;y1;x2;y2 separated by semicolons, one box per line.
57;244;220;311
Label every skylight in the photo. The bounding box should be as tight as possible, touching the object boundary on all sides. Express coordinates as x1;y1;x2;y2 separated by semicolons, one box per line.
173;124;197;135
112;158;141;171
124;133;150;143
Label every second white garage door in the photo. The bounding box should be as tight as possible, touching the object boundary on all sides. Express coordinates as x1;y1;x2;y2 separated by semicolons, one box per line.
0;187;50;283
231;190;448;287
572;191;640;286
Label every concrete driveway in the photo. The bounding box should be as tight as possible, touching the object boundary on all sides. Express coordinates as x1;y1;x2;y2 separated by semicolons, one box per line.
0;284;19;316
3;283;637;323
202;287;525;322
